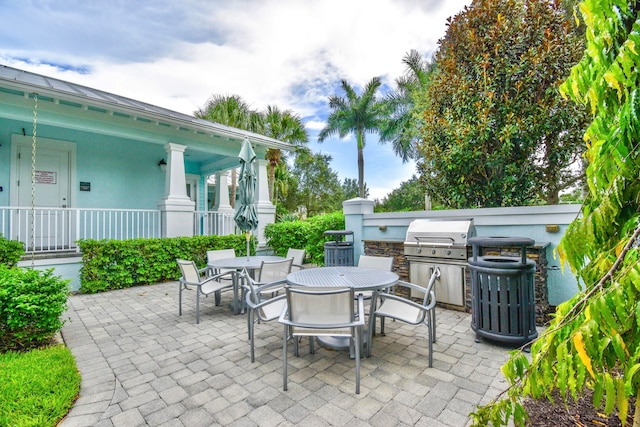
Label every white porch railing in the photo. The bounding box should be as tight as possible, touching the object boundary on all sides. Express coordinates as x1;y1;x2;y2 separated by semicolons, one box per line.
0;207;162;252
193;211;237;236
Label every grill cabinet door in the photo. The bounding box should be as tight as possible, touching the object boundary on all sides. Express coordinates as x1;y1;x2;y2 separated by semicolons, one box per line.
409;261;465;307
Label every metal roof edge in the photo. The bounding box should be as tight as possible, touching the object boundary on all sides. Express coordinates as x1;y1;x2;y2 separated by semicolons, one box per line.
0;64;293;151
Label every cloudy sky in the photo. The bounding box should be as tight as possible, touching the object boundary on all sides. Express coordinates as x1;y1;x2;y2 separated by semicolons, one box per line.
0;0;471;200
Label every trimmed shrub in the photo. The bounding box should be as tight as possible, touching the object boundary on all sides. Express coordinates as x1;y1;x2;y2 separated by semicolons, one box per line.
77;234;252;293
0;234;25;268
0;266;69;352
264;212;345;266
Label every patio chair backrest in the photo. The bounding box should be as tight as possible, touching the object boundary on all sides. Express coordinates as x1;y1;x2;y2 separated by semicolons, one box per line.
207;249;236;264
285;248;306;266
177;259;200;284
257;258;293;283
358;255;393;271
286;286;354;331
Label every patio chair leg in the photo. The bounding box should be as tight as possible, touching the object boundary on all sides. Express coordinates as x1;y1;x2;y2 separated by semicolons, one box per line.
283;325;288;391
214;290;221;306
249;310;255;362
432;309;437;343
196;290;200;324
178;283;182;316
427;322;433;368
355;327;360;394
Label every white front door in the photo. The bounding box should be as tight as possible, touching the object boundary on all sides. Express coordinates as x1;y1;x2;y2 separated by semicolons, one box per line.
15;143;72;249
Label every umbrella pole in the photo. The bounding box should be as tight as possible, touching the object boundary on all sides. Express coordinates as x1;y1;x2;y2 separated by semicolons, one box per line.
246;231;251;260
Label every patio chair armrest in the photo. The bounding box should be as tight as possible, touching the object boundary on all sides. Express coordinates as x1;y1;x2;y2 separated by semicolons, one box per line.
255;279;288;293
214;270;235;280
249;293;286;310
200;271;235;285
391;281;437;304
373;290;432;312
197;266;210;276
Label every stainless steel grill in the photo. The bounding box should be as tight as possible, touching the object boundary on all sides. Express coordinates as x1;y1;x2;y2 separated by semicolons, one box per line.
404;219;476;308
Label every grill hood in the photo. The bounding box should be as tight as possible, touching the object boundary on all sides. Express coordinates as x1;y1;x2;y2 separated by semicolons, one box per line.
404;219;476;249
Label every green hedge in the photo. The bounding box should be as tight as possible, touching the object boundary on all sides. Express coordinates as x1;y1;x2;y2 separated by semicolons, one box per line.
0;234;25;268
0;266;69;352
77;234;253;294
264;212;345;266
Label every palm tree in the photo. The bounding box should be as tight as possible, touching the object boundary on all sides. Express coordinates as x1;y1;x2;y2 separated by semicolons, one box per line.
318;77;384;198
195;94;263;206
262;105;309;202
380;50;435;162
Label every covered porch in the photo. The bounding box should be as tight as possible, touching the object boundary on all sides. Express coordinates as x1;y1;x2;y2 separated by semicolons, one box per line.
0;65;290;254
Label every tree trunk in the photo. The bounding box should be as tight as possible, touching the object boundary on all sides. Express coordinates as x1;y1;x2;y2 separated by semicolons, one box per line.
357;131;365;198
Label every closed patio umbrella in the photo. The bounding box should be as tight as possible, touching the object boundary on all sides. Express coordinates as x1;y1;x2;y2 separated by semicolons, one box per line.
234;139;258;258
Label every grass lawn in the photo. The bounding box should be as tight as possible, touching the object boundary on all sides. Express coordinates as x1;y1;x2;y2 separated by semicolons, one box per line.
0;344;80;427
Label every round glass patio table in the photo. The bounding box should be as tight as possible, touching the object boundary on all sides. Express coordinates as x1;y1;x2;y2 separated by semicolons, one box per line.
208;255;284;314
286;266;399;351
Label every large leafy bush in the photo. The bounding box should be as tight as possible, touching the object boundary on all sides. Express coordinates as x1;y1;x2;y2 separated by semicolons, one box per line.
0;234;24;267
264;212;345;265
0;266;69;352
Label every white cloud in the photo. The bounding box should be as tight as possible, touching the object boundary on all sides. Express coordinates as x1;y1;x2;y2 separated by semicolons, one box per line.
0;0;471;198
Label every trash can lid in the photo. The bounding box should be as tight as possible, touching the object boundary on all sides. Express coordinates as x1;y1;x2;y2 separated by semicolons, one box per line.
468;236;535;247
323;230;354;241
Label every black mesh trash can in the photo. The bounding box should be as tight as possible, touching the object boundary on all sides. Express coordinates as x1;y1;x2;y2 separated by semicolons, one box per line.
323;230;354;266
469;236;537;347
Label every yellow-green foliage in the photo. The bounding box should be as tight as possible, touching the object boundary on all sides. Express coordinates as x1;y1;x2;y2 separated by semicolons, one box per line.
471;1;640;426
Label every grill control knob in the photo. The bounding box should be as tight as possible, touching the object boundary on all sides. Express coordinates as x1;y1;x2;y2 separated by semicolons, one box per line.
431;249;436;255
446;250;452;256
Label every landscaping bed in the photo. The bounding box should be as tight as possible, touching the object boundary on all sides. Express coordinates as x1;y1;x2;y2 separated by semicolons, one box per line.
524;389;635;426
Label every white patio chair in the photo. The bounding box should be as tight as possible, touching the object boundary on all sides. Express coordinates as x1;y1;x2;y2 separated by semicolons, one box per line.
242;258;293;362
357;255;394;301
177;259;234;324
367;278;438;367
255;257;294;298
286;248;306;271
206;248;236;278
279;286;365;394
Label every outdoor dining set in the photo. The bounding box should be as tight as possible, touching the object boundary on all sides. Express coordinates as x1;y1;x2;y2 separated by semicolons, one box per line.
176;249;438;394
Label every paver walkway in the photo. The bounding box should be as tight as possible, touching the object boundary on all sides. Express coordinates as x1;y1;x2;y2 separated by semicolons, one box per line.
59;281;513;426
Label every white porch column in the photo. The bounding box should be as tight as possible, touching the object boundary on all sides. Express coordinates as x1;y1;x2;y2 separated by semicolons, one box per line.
157;143;195;237
255;158;275;248
213;171;233;212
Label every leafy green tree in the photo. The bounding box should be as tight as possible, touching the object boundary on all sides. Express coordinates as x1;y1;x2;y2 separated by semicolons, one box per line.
380;50;435;162
342;177;369;200
291;151;343;217
416;0;588;208
318;77;385;198
471;1;640;425
262;105;309;202
376;175;427;212
195;94;263;206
